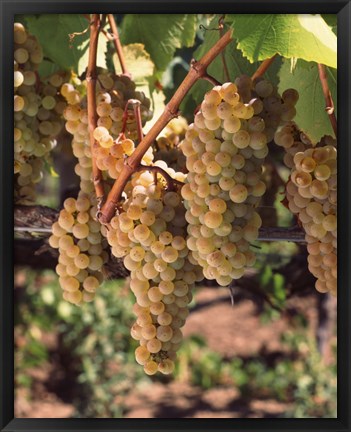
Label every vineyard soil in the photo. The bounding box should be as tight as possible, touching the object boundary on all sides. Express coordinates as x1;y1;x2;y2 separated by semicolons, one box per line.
15;285;330;418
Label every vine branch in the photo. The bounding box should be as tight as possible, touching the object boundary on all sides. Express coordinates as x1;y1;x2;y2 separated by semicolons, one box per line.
251;54;277;81
14;205;306;243
87;14;105;201
317;63;337;138
107;14;130;77
14;207;311;303
99;28;234;224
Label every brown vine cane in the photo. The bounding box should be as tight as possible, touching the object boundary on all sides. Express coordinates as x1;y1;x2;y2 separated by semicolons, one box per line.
98;29;234;224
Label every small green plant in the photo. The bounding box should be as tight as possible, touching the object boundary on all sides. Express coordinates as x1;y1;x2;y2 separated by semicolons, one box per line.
229;332;337;418
173;322;336;418
174;335;228;389
15;269;147;417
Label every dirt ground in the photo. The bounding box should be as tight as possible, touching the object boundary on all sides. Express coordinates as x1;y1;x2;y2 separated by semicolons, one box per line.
15;285;321;419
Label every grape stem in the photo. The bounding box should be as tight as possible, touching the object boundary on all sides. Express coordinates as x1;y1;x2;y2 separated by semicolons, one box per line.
107;14;131;77
133;102;144;143
194;72;223;116
317;63;337;138
202;72;222;87
251;54;277;81
68;23;91;46
135;165;184;191
99;28;234;224
118;99;142;141
87;13;105;201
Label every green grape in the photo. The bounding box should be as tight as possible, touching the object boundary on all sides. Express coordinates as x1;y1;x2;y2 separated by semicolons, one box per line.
143;360;158;375
283;135;337;295
180;79;270;288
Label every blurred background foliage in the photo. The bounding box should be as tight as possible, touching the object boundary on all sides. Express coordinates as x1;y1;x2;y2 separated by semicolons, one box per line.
15;264;337;418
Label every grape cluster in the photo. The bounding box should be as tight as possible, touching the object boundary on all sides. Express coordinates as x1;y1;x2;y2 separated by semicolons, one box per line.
61;71;153;184
284;140;337;295
14;23;67;203
49;192;109;304
60;78;95;194
154;116;188;173
105;169;201;375
274;122;312;169
53;70;154;306
236;77;299;143
180;81;269;286
49;75;114;303
50;176;108;305
273;118;337;295
93;126;154;180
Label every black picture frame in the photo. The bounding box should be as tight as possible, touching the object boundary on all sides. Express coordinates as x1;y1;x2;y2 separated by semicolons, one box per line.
1;1;350;431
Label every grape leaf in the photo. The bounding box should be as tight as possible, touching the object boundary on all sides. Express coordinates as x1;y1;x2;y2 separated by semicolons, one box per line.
278;60;337;143
322;14;337;35
181;17;282;114
24;14;108;76
143;89;167;134
180;14;198;47
38;60;61;78
226;14;337;68
113;43;155;85
161;56;189;90
120;14;197;72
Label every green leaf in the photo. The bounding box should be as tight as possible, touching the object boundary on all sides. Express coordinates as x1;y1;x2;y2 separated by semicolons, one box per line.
273;274;286;303
322;14;337;35
226;14;337;68
49;166;59;178
27;339;48;361
24;14;108;76
120;14;197;71
43;158;59;178
161;56;189;90
278;60;337;143
180;14;198;47
113;43;155;86
261;266;273;288
38;60;61;78
181;17;282;114
143;88;167;134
